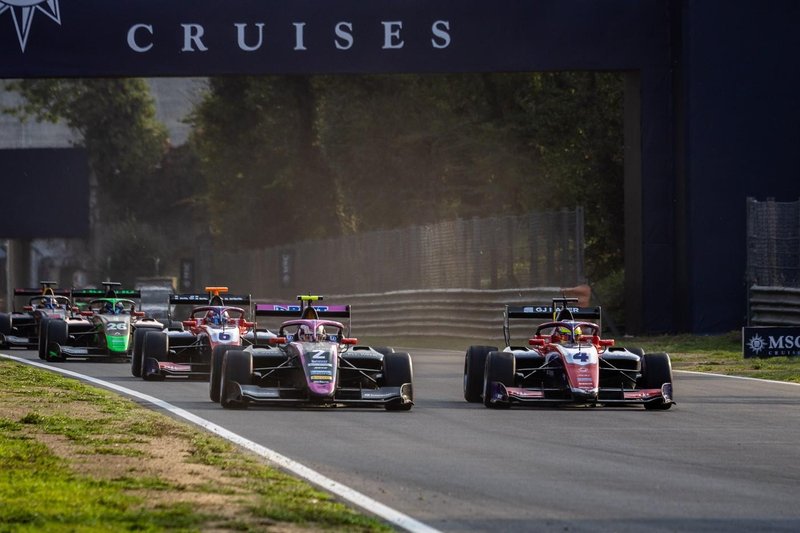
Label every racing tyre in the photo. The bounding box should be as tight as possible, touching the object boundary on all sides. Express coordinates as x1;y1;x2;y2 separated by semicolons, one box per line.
45;320;68;362
464;345;497;402
130;328;150;377
38;318;50;359
0;312;11;340
383;351;413;411
220;350;252;409
627;347;645;357
142;331;168;381
373;346;395;356
483;351;514;409
641;352;674;410
209;345;236;402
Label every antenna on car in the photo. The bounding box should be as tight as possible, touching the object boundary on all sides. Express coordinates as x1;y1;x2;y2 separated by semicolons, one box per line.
297;294;322;319
102;281;122;297
205;286;229;306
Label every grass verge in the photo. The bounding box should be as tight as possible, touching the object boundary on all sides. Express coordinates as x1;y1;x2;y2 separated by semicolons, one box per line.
0;359;392;533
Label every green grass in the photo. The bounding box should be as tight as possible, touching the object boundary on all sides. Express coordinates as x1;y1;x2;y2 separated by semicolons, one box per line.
0;359;393;533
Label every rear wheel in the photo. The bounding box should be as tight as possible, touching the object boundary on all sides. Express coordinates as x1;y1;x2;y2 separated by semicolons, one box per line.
483;351;515;408
130;328;150;377
209;345;236;402
45;320;68;362
383;351;413;411
0;313;11;345
220;350;252;409
38;318;50;359
142;331;168;381
373;346;395;356
464;345;497;402
641;352;674;410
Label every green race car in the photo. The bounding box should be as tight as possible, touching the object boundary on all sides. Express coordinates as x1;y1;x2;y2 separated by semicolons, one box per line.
40;282;163;362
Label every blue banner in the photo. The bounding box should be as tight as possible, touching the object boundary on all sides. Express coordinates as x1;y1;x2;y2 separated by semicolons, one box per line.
0;0;668;77
742;327;800;358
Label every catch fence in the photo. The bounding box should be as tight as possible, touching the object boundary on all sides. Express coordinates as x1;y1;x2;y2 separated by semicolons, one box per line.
746;197;800;288
746;197;800;325
210;209;585;299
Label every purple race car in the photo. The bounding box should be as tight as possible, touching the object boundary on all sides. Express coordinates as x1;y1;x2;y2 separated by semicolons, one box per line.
213;295;414;411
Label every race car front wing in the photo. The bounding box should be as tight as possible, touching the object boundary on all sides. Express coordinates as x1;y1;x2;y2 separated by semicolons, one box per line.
227;382;413;408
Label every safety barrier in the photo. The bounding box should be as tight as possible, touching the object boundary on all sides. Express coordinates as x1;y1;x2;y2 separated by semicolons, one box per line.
748;285;800;326
257;286;592;341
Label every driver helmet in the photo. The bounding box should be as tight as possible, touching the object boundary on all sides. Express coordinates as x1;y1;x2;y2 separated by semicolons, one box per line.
114;302;125;314
315;324;326;342
207;309;222;325
40;298;51;309
298;324;315;342
104;301;114;314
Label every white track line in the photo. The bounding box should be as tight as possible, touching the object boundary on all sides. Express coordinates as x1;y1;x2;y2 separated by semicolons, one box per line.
675;369;800;386
0;354;440;533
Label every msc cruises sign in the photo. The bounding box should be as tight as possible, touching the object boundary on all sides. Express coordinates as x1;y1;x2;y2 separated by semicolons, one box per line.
0;1;664;77
0;0;60;51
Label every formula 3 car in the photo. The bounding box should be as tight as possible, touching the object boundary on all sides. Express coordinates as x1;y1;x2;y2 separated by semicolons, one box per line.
41;282;163;362
136;287;271;381
215;295;414;410
0;281;72;351
463;298;674;409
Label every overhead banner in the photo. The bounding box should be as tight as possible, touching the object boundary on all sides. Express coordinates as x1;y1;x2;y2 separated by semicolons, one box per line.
0;0;667;77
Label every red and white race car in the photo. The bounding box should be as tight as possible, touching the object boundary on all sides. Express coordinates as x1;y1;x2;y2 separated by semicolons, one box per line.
133;287;270;381
464;298;674;409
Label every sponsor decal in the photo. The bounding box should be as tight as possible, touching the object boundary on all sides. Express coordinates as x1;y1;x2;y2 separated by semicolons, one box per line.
126;19;451;54
572;352;589;364
743;326;800;358
311;374;332;381
1;0;61;52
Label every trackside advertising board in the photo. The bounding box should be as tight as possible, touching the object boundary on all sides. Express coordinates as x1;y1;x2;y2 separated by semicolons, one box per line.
742;326;800;358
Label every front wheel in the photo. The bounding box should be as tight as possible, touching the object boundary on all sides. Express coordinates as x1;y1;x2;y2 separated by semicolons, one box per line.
130;328;150;377
483;351;514;409
641;352;674;410
383;351;413;411
220;350;252;409
45;320;68;362
38;318;50;360
464;345;497;403
142;331;168;381
209;345;235;402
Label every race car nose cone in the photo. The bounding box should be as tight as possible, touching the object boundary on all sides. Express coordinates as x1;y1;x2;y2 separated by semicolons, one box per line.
571;387;599;402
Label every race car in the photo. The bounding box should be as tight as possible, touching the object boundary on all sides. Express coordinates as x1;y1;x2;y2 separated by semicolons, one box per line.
135;287;270;381
40;282;163;362
214;295;414;410
463;297;674;409
0;281;72;352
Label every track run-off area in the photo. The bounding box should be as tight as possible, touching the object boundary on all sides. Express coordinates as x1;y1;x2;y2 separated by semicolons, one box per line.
3;348;800;533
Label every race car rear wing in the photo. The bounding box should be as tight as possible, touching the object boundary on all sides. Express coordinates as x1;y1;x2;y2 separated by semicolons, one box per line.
255;304;351;318
503;298;602;347
169;293;252;305
72;288;142;299
14;288;71;297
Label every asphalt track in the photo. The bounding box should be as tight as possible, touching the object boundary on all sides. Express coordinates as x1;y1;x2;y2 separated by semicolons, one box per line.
4;348;800;532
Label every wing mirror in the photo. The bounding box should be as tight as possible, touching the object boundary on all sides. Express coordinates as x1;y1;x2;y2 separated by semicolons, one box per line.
598;339;615;347
268;336;287;345
182;319;197;327
528;338;546;347
340;337;358;345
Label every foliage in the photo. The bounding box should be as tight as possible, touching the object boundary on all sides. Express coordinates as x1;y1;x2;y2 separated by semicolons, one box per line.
189;72;624;282
4;78;168;220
